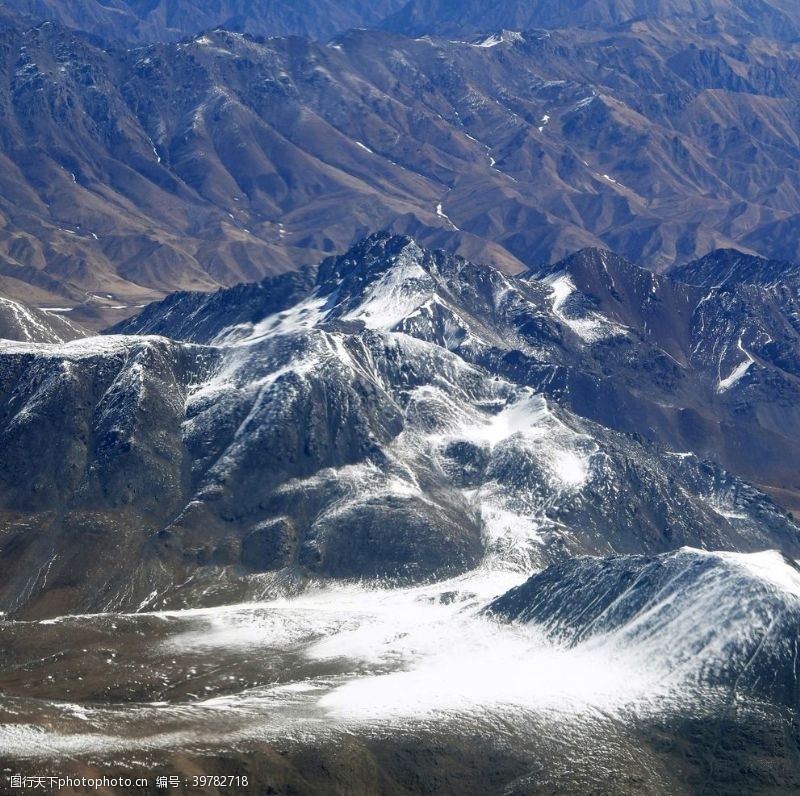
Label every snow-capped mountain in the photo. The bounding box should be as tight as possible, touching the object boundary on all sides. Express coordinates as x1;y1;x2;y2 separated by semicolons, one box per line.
491;547;800;709
1;232;798;620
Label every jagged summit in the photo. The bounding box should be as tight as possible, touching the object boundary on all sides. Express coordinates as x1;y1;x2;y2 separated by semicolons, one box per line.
671;248;800;288
113;232;521;344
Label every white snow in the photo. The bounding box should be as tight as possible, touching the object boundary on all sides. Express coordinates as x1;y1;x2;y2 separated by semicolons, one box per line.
552;450;589;486
0;575;664;757
435;202;459;230
152;567;659;730
0;335;166;360
472;31;524;48
418;391;595;571
463;394;593;489
455;393;551;447
0;297;57;342
343;243;435;331
0;561;673;757
538;547;800;694
717;338;755;393
475;501;545;566
474;33;504;48
704;550;800;599
549;274;575;313
216;293;330;344
544;273;627;343
313;584;655;722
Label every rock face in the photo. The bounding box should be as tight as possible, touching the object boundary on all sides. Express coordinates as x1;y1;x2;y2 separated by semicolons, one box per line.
1;8;800;321
1;232;799;618
490;547;800;710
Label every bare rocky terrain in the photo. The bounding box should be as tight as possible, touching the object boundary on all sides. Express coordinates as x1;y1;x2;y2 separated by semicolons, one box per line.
0;5;799;327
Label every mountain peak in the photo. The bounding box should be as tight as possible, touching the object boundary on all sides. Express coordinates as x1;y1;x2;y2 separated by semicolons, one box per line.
528;248;654;304
540;247;630;274
671;249;800;288
6;233;800;628
317;232;422;286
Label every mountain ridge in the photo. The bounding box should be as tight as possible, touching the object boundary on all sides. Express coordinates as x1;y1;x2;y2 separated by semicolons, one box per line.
1;232;798;618
385;0;800;40
6;0;800;44
0;0;409;44
0;12;799;325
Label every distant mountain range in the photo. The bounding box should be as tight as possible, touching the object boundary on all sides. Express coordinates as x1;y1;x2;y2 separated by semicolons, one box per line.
0;5;799;326
386;0;800;40
0;0;408;43
6;0;800;42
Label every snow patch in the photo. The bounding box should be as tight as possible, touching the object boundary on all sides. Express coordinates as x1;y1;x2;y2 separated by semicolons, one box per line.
543;274;627;343
704;550;800;599
216;293;330;345
435;202;459;230
717;340;754;393
343;244;435;331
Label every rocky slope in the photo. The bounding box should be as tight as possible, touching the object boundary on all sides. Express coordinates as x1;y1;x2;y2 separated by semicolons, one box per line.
386;0;800;39
1;233;798;618
491;546;800;711
1;10;800;323
0;293;86;343
672;247;800;288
